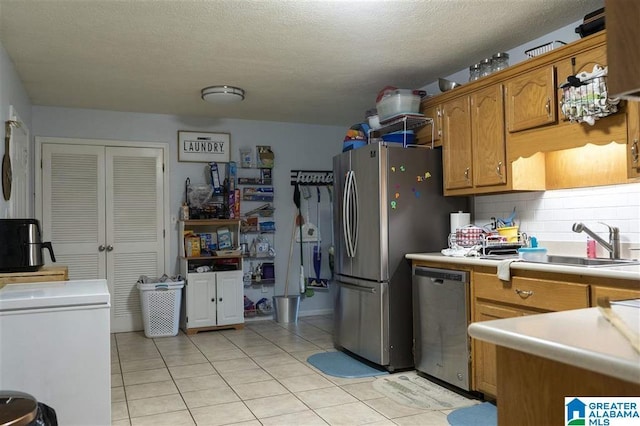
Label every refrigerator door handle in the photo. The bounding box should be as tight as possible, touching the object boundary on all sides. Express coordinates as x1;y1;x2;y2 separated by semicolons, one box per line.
343;170;353;257
338;281;376;294
351;170;359;257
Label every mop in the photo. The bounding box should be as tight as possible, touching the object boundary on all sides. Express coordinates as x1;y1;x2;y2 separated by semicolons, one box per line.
293;184;306;295
310;187;328;288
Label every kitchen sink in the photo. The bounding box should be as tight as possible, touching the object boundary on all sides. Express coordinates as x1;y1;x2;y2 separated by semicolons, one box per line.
536;255;639;268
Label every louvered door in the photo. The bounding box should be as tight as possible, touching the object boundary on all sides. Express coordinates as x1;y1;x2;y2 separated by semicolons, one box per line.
105;147;165;331
41;143;165;332
42;144;107;279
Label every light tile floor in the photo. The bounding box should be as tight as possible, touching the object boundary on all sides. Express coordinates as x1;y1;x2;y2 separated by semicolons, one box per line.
111;315;474;425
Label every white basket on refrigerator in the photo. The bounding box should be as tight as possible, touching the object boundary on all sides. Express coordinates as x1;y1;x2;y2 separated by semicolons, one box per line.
137;279;184;338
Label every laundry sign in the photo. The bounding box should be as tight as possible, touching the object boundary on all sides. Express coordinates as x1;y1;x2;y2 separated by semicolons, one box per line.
178;131;230;162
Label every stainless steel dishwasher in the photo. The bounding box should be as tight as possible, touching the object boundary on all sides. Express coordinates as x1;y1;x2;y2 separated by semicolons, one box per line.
412;265;470;391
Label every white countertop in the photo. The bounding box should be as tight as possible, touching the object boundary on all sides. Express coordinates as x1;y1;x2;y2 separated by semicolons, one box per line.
467;300;640;383
406;252;640;281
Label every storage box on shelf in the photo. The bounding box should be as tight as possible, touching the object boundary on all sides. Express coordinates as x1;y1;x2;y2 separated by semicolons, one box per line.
179;219;244;334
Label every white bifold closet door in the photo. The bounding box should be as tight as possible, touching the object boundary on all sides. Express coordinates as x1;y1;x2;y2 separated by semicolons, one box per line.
41;143;165;332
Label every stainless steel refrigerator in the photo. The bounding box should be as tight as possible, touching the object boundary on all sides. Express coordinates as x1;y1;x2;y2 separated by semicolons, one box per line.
332;144;468;371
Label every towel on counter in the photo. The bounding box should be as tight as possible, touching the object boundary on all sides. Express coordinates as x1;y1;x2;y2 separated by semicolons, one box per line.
497;259;520;281
441;247;480;257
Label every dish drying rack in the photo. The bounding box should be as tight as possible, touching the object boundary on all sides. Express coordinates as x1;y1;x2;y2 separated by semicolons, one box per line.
448;231;526;256
480;233;525;256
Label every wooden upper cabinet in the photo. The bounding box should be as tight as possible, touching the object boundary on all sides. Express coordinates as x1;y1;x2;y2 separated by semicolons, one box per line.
505;66;557;132
607;0;640;100
555;44;607;84
627;102;640;179
416;104;442;146
471;85;507;187
442;96;473;190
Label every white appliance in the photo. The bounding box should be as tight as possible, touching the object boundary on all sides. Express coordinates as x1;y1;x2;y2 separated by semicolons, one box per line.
0;279;111;426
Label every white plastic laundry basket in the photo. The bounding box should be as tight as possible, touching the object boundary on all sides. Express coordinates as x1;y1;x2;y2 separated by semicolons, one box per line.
137;281;184;338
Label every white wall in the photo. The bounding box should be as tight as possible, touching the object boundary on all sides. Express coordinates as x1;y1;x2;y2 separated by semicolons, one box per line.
32;106;344;315
0;43;32;218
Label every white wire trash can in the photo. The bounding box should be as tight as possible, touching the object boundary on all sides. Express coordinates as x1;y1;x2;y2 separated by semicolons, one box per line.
137;275;184;338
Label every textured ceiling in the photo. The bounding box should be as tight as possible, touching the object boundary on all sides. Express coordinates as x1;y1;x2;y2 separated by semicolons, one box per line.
0;0;603;126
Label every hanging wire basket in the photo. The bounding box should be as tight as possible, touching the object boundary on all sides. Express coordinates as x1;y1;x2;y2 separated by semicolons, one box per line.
560;65;621;126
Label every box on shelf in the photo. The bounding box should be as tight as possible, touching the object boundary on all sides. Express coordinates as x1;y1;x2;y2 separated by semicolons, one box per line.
217;227;233;249
256;145;274;168
240;147;252;168
376;88;421;122
184;233;201;257
242;187;274;201
199;233;217;255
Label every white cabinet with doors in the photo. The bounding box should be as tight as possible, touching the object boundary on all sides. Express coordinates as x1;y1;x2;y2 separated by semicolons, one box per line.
36;137;169;332
183;270;244;331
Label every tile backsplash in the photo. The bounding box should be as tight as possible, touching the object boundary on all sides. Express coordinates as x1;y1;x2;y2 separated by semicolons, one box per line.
474;183;640;254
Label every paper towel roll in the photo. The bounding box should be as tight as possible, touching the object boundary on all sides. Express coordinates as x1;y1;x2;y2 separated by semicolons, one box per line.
450;212;471;234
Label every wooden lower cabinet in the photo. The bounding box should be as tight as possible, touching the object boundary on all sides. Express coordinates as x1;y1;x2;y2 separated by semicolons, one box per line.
471;272;589;397
497;346;640;425
473;301;526;396
590;284;640;306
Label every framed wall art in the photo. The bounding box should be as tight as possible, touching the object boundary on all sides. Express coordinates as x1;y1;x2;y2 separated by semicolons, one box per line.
178;131;230;163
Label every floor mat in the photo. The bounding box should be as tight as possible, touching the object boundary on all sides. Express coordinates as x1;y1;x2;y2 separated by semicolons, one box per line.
447;402;497;426
372;372;479;411
307;351;389;378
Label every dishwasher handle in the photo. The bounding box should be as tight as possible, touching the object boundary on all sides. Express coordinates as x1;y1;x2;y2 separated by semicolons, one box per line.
413;266;468;283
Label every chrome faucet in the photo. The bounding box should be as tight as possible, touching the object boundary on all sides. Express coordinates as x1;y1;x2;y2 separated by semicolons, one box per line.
572;222;620;259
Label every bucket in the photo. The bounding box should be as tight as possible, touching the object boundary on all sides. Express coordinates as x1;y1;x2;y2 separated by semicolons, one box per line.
497;226;519;242
272;295;300;323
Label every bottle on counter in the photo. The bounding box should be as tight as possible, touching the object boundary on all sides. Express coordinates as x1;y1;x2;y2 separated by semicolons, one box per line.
587;238;597;258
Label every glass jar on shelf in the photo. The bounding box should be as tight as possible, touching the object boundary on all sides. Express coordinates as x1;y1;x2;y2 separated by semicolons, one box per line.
479;58;492;78
469;63;481;82
491;52;509;72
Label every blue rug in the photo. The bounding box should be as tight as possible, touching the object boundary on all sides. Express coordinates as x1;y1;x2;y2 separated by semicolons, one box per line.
307;351;389;378
447;402;497;426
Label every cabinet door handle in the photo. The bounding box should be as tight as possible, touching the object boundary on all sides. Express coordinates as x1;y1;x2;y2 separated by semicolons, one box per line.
496;161;503;177
515;289;534;298
219;297;223;302
464;167;470;181
545;98;551;117
211;298;215;303
98;245;106;252
106;245;114;252
632;139;639;165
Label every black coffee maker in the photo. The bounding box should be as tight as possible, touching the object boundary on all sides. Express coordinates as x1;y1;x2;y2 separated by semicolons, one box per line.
0;219;56;272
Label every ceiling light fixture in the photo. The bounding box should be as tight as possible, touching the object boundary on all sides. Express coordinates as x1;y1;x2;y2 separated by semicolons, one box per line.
201;85;245;104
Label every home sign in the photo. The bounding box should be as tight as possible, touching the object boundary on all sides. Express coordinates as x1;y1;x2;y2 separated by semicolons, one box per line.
178;131;230;163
